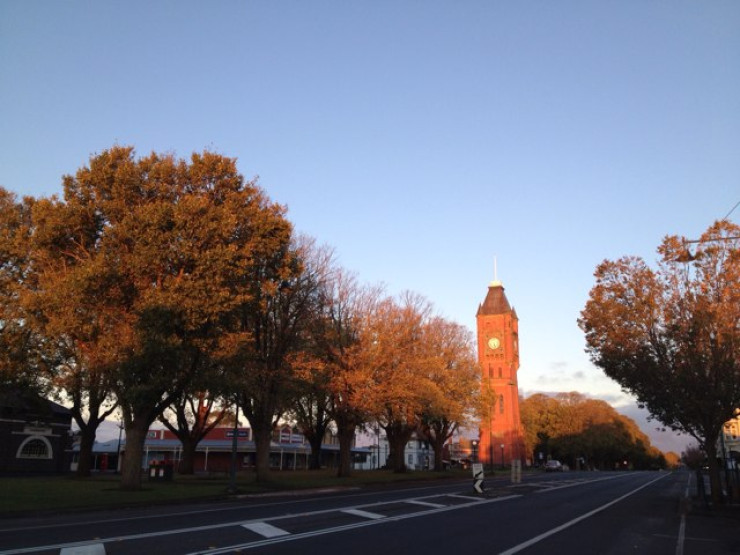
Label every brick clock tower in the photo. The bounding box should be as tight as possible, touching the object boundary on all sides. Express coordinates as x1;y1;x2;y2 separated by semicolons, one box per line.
476;279;525;467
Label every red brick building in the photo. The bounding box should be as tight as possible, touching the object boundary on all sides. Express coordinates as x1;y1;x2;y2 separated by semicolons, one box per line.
476;279;525;467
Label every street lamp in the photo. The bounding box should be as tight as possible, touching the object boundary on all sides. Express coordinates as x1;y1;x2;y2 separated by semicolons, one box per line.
116;419;124;474
227;401;239;495
675;234;740;262
489;431;494;471
500;443;505;470
375;424;380;470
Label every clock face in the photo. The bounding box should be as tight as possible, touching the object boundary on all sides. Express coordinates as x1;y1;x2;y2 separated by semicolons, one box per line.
487;337;501;350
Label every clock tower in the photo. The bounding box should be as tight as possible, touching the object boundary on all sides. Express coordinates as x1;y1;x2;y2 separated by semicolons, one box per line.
476;279;524;467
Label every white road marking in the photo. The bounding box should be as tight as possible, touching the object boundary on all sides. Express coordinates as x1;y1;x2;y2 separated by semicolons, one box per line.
0;474;639;555
676;472;690;555
0;483;440;534
59;545;106;555
242;522;290;538
532;474;625;493
342;508;385;519
186;495;522;554
447;494;485;501
499;473;670;555
405;499;447;508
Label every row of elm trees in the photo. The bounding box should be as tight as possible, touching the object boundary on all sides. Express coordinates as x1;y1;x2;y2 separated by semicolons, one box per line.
0;146;480;490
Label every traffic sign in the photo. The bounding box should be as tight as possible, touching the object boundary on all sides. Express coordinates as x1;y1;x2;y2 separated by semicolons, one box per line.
472;463;485;493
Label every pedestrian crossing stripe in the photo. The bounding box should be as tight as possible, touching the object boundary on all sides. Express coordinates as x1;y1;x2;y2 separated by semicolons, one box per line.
242;522;291;538
342;508;385;520
405;499;447;508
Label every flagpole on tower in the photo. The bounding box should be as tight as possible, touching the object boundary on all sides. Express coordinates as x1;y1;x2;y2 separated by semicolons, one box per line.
490;257;501;287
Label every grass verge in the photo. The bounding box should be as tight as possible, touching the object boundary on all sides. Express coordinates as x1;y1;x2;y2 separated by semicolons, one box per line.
0;469;468;516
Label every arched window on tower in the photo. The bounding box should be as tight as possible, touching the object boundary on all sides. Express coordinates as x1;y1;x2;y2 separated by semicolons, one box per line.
499;394;504;414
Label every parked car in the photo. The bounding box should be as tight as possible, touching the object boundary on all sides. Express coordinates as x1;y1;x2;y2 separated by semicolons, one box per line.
544;460;563;472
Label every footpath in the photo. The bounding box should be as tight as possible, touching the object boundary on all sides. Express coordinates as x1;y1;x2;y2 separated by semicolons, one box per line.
684;471;740;554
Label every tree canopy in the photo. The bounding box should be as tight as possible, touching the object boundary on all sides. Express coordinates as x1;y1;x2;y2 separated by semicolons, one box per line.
520;392;667;470
0;145;489;486
18;146;295;489
579;220;740;501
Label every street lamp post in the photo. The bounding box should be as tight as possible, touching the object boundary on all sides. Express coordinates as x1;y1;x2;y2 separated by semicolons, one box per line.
116;420;123;474
488;417;493;471
227;402;239;494
500;443;505;469
375;424;380;470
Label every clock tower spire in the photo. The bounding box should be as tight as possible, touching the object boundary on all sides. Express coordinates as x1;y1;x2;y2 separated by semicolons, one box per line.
476;279;524;467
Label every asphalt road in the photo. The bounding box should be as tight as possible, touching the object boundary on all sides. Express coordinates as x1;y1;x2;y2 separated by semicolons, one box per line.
0;470;734;555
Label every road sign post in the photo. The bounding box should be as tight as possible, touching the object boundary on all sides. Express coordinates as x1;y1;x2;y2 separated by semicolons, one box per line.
511;459;522;483
472;463;485;493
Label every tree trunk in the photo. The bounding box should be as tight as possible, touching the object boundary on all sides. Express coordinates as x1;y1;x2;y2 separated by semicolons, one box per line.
75;425;97;477
704;440;724;504
308;434;323;470
252;425;272;482
120;425;146;491
389;435;407;472
385;425;414;473
298;419;327;471
425;422;452;472
429;435;447;471
178;439;197;475
337;424;356;478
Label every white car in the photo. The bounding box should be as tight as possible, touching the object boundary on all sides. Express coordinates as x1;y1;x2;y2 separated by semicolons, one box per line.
544;460;563;472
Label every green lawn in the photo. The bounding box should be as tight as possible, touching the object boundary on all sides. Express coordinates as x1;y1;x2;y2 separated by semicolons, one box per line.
0;469;467;516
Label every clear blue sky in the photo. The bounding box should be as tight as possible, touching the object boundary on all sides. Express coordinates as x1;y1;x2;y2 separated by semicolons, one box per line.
2;2;738;452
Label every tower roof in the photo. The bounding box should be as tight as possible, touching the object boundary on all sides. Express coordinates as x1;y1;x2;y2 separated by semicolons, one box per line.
477;281;514;316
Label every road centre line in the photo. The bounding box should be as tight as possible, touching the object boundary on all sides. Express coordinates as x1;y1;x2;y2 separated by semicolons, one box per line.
499;473;671;555
59;545;106;555
185;495;522;555
532;473;627;493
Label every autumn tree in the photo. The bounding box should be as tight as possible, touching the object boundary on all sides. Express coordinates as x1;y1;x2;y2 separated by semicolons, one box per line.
284;241;337;471
158;331;238;475
25;146;294;489
303;266;383;477
0;187;119;476
231;234;323;482
366;293;435;473
158;390;230;474
417;317;480;471
681;444;705;470
664;451;681;469
520;392;665;470
0;189;46;393
51;340;119;477
288;358;333;470
579;220;740;501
